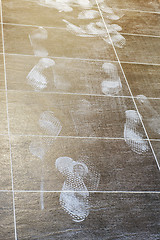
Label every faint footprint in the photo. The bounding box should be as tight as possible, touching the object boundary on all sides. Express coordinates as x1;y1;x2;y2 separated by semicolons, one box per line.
103;32;126;48
56;157;90;222
137;95;160;136
29;111;62;210
32;0;73;12
29;27;48;57
99;2;124;20
78;10;99;19
27;58;55;91
78;156;100;191
101;62;122;96
124;110;149;154
70;99;96;136
63;19;107;38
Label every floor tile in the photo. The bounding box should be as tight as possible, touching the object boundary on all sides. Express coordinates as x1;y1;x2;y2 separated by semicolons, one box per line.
103;0;160;12
5;54;130;96
0;53;5;89
15;192;160;239
135;97;160;139
11;136;160;191
2;0;99;27
8;91;140;138
104;10;160;36
122;63;160;98
3;24;116;60
116;35;160;64
0;135;12;190
0;91;8;134
0;192;15;240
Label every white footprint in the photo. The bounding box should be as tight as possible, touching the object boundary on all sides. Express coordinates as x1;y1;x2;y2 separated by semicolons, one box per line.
27;58;55;91
124;110;149;154
56;157;89;222
103;32;126;48
29;111;62;210
137;95;160;136
70;99;95;136
29;27;48;57
63;19;106;38
78;10;99;19
101;63;122;96
99;2;123;20
33;0;73;12
29;111;62;159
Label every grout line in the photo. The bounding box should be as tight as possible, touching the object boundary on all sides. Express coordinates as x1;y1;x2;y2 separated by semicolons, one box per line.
7;89;133;98
4;88;160;100
1;52;160;66
5;89;160;100
0;190;160;194
1;21;160;38
1;189;160;194
95;0;160;171
1;52;118;62
121;32;160;38
2;21;64;29
113;7;160;15
2;132;160;142
9;134;148;141
1;131;160;142
0;1;17;240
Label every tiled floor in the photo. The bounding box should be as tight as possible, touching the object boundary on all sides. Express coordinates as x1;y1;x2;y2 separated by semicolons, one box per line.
0;0;160;239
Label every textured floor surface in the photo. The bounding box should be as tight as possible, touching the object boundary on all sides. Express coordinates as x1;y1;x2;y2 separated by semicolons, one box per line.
0;0;160;239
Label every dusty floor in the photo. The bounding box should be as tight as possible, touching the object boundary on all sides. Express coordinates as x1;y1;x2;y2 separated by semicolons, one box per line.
0;0;160;239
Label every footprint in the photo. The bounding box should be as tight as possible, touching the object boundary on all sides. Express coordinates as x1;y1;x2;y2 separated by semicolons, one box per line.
39;111;62;136
124;110;149;154
70;99;96;136
63;19;106;38
56;157;90;222
78;10;99;19
63;19;89;37
101;63;122;96
29;111;62;210
29;27;48;57
78;156;100;191
33;0;73;12
99;2;123;20
27;58;55;91
103;32;126;48
29;111;62;159
137;95;160;136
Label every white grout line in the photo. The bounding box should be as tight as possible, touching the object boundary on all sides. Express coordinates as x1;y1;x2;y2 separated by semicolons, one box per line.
1;21;160;38
113;7;160;15
7;89;133;98
120;61;160;66
9;134;147;141
4;89;160;100
1;189;160;194
2;52;118;62
1;52;160;67
121;32;160;38
95;0;160;171
1;132;160;142
0;1;17;239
